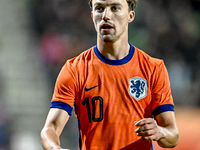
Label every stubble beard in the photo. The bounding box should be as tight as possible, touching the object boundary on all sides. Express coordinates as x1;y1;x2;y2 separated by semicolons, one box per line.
100;32;117;43
99;24;128;43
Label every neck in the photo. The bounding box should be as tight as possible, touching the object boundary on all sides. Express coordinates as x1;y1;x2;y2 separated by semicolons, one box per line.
97;36;130;60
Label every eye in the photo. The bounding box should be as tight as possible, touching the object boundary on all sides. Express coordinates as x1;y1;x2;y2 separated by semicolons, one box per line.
95;6;104;12
111;6;120;11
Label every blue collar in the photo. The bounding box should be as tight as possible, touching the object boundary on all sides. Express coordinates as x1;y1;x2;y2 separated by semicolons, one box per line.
94;44;135;65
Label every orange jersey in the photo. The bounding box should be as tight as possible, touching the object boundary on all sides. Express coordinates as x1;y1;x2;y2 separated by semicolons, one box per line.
51;44;174;150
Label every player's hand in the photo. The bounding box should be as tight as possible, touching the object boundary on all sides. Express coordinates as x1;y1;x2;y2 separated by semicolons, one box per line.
135;118;165;141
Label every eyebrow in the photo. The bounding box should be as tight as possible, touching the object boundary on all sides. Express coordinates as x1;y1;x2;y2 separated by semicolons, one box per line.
94;2;122;7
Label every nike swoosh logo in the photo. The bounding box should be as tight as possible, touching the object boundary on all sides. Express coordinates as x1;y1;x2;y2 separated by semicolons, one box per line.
84;84;100;92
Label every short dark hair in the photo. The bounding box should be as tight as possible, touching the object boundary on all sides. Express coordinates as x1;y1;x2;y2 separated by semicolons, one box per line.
88;0;138;11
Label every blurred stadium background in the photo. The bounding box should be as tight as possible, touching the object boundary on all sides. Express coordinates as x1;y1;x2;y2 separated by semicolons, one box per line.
0;0;200;149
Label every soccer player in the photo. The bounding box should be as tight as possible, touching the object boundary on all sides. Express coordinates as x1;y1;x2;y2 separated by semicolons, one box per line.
40;0;179;149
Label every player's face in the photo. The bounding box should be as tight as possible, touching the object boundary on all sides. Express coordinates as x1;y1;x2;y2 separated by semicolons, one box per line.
91;0;135;42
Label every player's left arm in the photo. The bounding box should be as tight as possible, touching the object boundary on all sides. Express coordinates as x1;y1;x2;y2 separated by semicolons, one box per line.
135;111;179;148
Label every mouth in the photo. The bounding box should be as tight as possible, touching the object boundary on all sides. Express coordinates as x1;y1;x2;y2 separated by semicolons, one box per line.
102;24;113;29
100;23;114;31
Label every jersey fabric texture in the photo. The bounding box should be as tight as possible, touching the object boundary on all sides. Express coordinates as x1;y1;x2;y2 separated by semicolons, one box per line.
51;44;174;150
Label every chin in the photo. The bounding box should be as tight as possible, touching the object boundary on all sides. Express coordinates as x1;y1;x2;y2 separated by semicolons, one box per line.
100;35;115;43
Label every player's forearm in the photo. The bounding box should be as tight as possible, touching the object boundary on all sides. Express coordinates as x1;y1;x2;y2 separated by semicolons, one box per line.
157;125;179;148
41;127;62;150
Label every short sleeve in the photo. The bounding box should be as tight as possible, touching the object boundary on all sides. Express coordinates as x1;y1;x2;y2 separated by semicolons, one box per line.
151;61;174;117
50;61;76;115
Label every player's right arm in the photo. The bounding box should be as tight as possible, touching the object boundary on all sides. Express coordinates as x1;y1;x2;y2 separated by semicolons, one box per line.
40;108;70;150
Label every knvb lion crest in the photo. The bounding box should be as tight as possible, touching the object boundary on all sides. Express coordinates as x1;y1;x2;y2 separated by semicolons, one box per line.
129;77;147;101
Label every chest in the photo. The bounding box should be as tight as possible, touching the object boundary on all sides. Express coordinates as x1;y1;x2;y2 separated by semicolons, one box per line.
75;63;153;121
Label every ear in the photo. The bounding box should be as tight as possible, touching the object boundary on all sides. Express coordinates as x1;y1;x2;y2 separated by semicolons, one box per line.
91;11;93;18
128;11;135;23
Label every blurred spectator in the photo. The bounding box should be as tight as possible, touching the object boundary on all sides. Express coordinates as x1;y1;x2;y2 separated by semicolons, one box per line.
31;0;96;95
39;27;71;93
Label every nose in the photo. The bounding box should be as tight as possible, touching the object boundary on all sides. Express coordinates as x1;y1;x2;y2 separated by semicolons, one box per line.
102;8;111;21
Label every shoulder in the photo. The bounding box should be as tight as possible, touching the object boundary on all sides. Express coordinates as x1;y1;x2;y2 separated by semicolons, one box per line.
135;47;163;66
64;46;95;69
133;47;165;73
55;47;95;89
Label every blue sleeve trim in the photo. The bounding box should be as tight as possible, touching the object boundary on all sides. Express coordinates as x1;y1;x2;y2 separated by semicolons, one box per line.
50;101;73;116
152;104;174;117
